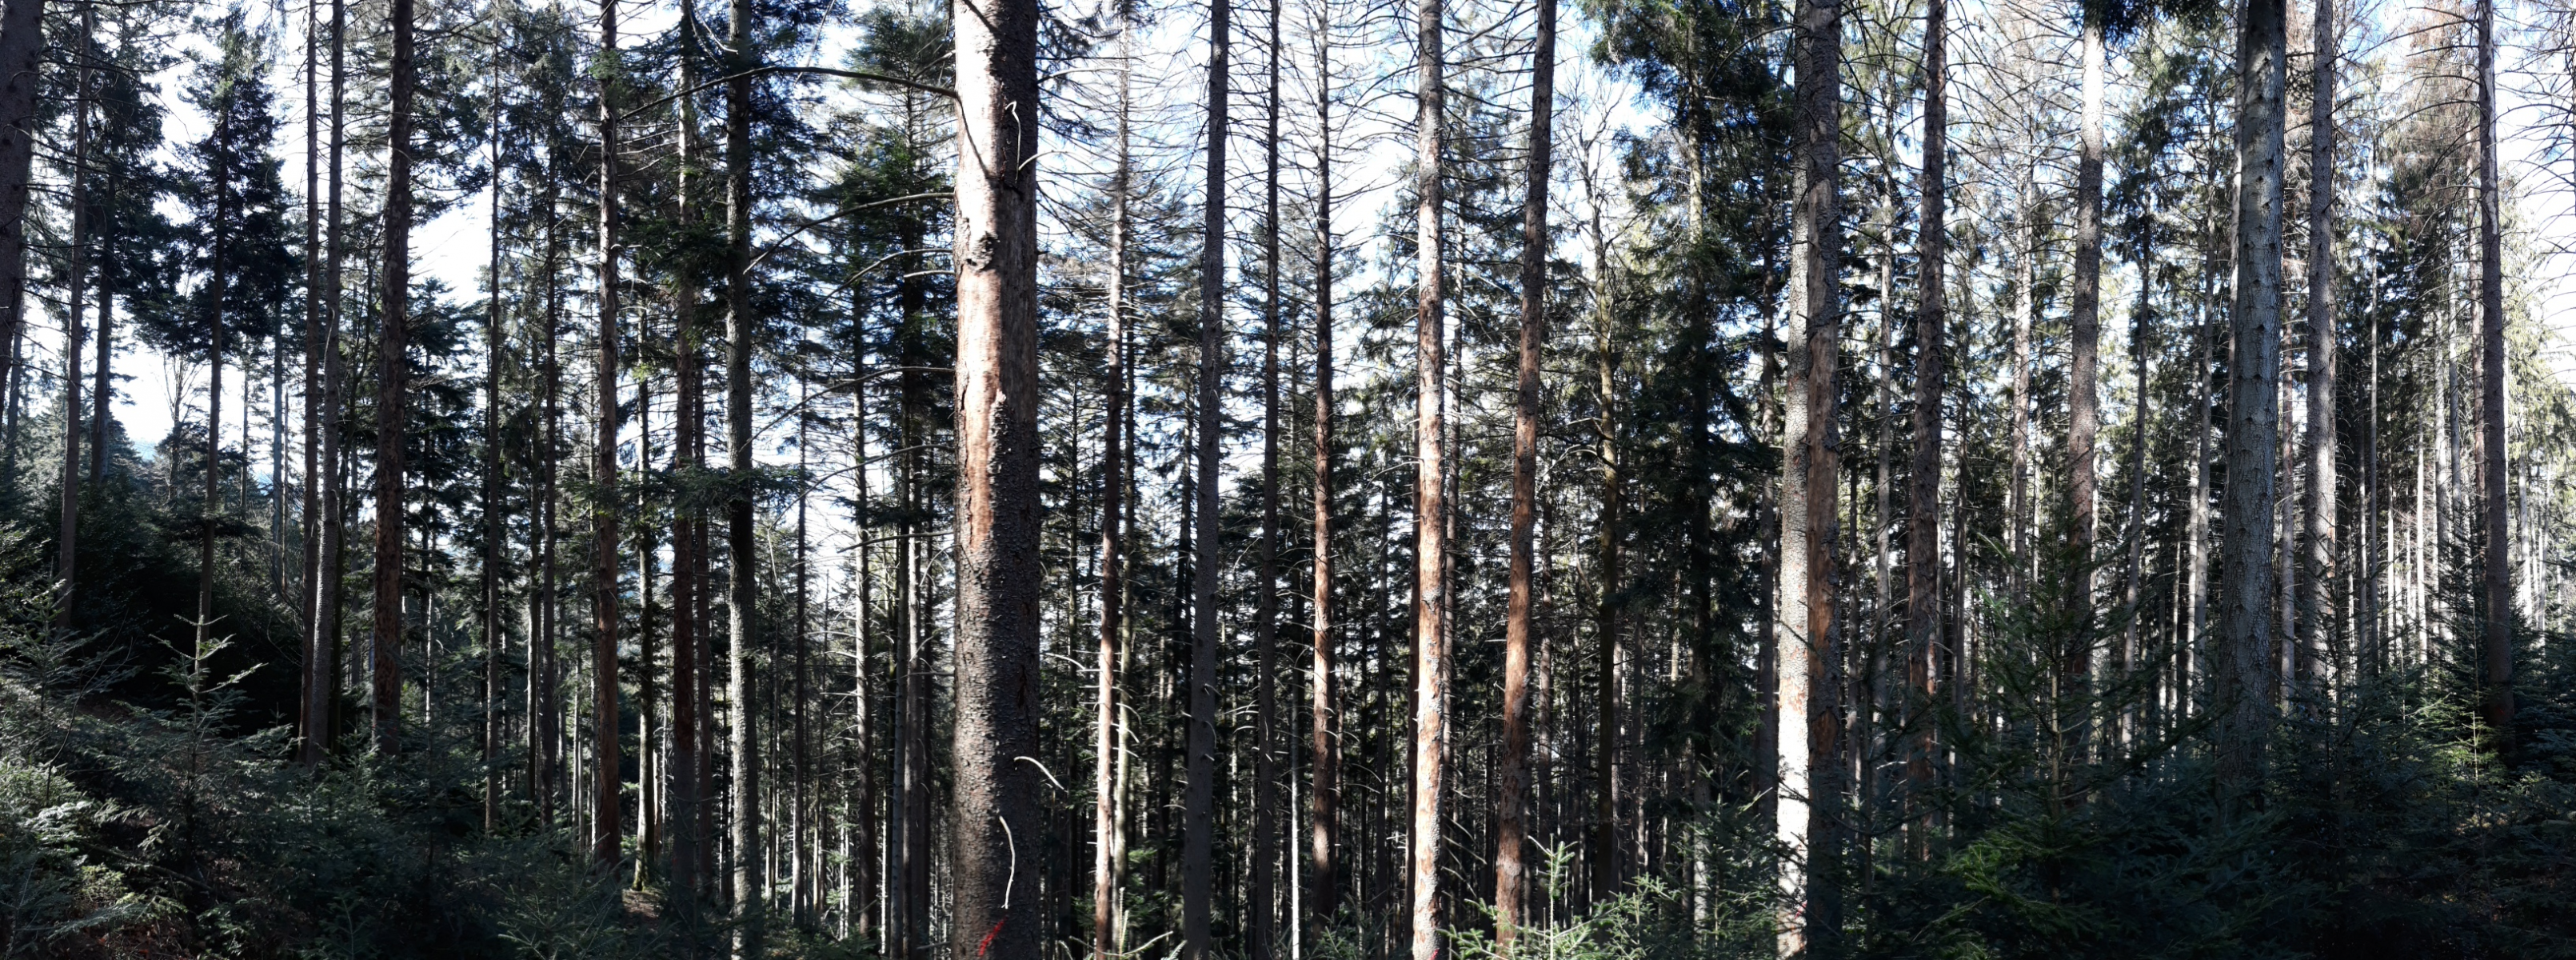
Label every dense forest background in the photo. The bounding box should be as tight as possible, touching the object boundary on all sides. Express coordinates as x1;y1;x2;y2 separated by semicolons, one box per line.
3;0;2576;953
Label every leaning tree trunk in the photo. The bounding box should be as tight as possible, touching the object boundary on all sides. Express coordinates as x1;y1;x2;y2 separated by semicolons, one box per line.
1184;0;1228;951
1408;0;1449;954
1495;0;1551;942
2218;0;2288;802
1905;0;1946;854
948;0;1043;956
591;0;624;866
2475;0;2513;741
1775;0;1842;946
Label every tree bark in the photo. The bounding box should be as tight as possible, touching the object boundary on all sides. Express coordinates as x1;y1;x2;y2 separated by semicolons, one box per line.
1307;20;1339;930
1408;0;1448;954
481;23;506;822
2475;0;2512;740
302;0;326;764
1092;6;1131;953
948;0;1042;954
1252;0;1283;948
667;0;705;906
725;0;761;944
54;20;92;630
1775;0;1842;946
1904;0;1945;855
1185;0;1228;951
2219;0;2288;802
1496;0;1550;940
0;0;46;394
2300;0;2337;699
590;0;625;867
305;0;348;765
2069;14;2105;718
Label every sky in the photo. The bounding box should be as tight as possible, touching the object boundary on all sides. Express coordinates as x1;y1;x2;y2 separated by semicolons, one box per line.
66;0;2576;525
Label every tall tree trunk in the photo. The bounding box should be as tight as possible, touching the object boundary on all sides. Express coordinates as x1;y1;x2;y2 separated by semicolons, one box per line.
1092;6;1131;952
1496;0;1551;940
1591;250;1621;910
2300;0;2337;699
370;0;415;754
591;0;625;867
2007;166;2036;599
947;0;1042;953
725;0;761;943
306;0;349;763
481;26;506;822
2069;13;2105;737
0;0;46;395
2218;0;2288;802
668;0;705;907
1252;0;1283;949
54;21;92;630
1185;1;1228;952
1775;0;1842;946
1903;0;1944;856
1408;0;1449;954
2475;0;2513;741
302;0;326;762
1307;20;1339;930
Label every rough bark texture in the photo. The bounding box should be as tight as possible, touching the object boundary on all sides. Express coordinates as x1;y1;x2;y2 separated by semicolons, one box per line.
1775;0;1841;947
1185;2;1226;952
592;0;624;867
2219;0;2287;801
1410;1;1449;954
1495;0;1551;940
948;0;1043;956
2475;0;2512;740
2070;16;2104;679
2301;0;2337;698
1905;0;1945;846
373;0;414;755
667;0;704;902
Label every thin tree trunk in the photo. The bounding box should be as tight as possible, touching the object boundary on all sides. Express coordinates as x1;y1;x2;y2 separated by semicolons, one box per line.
300;0;325;746
1092;5;1131;951
1775;0;1842;946
2007;166;2036;598
1496;0;1551;941
481;25;506;822
2218;0;2288;802
2299;0;2338;700
668;0;705;908
306;0;348;763
592;0;625;866
1591;288;1621;907
1904;0;1945;857
1252;0;1283;948
2475;0;2513;741
1409;0;1449;952
947;0;1042;952
1308;15;1339;930
1185;0;1228;951
54;20;92;630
